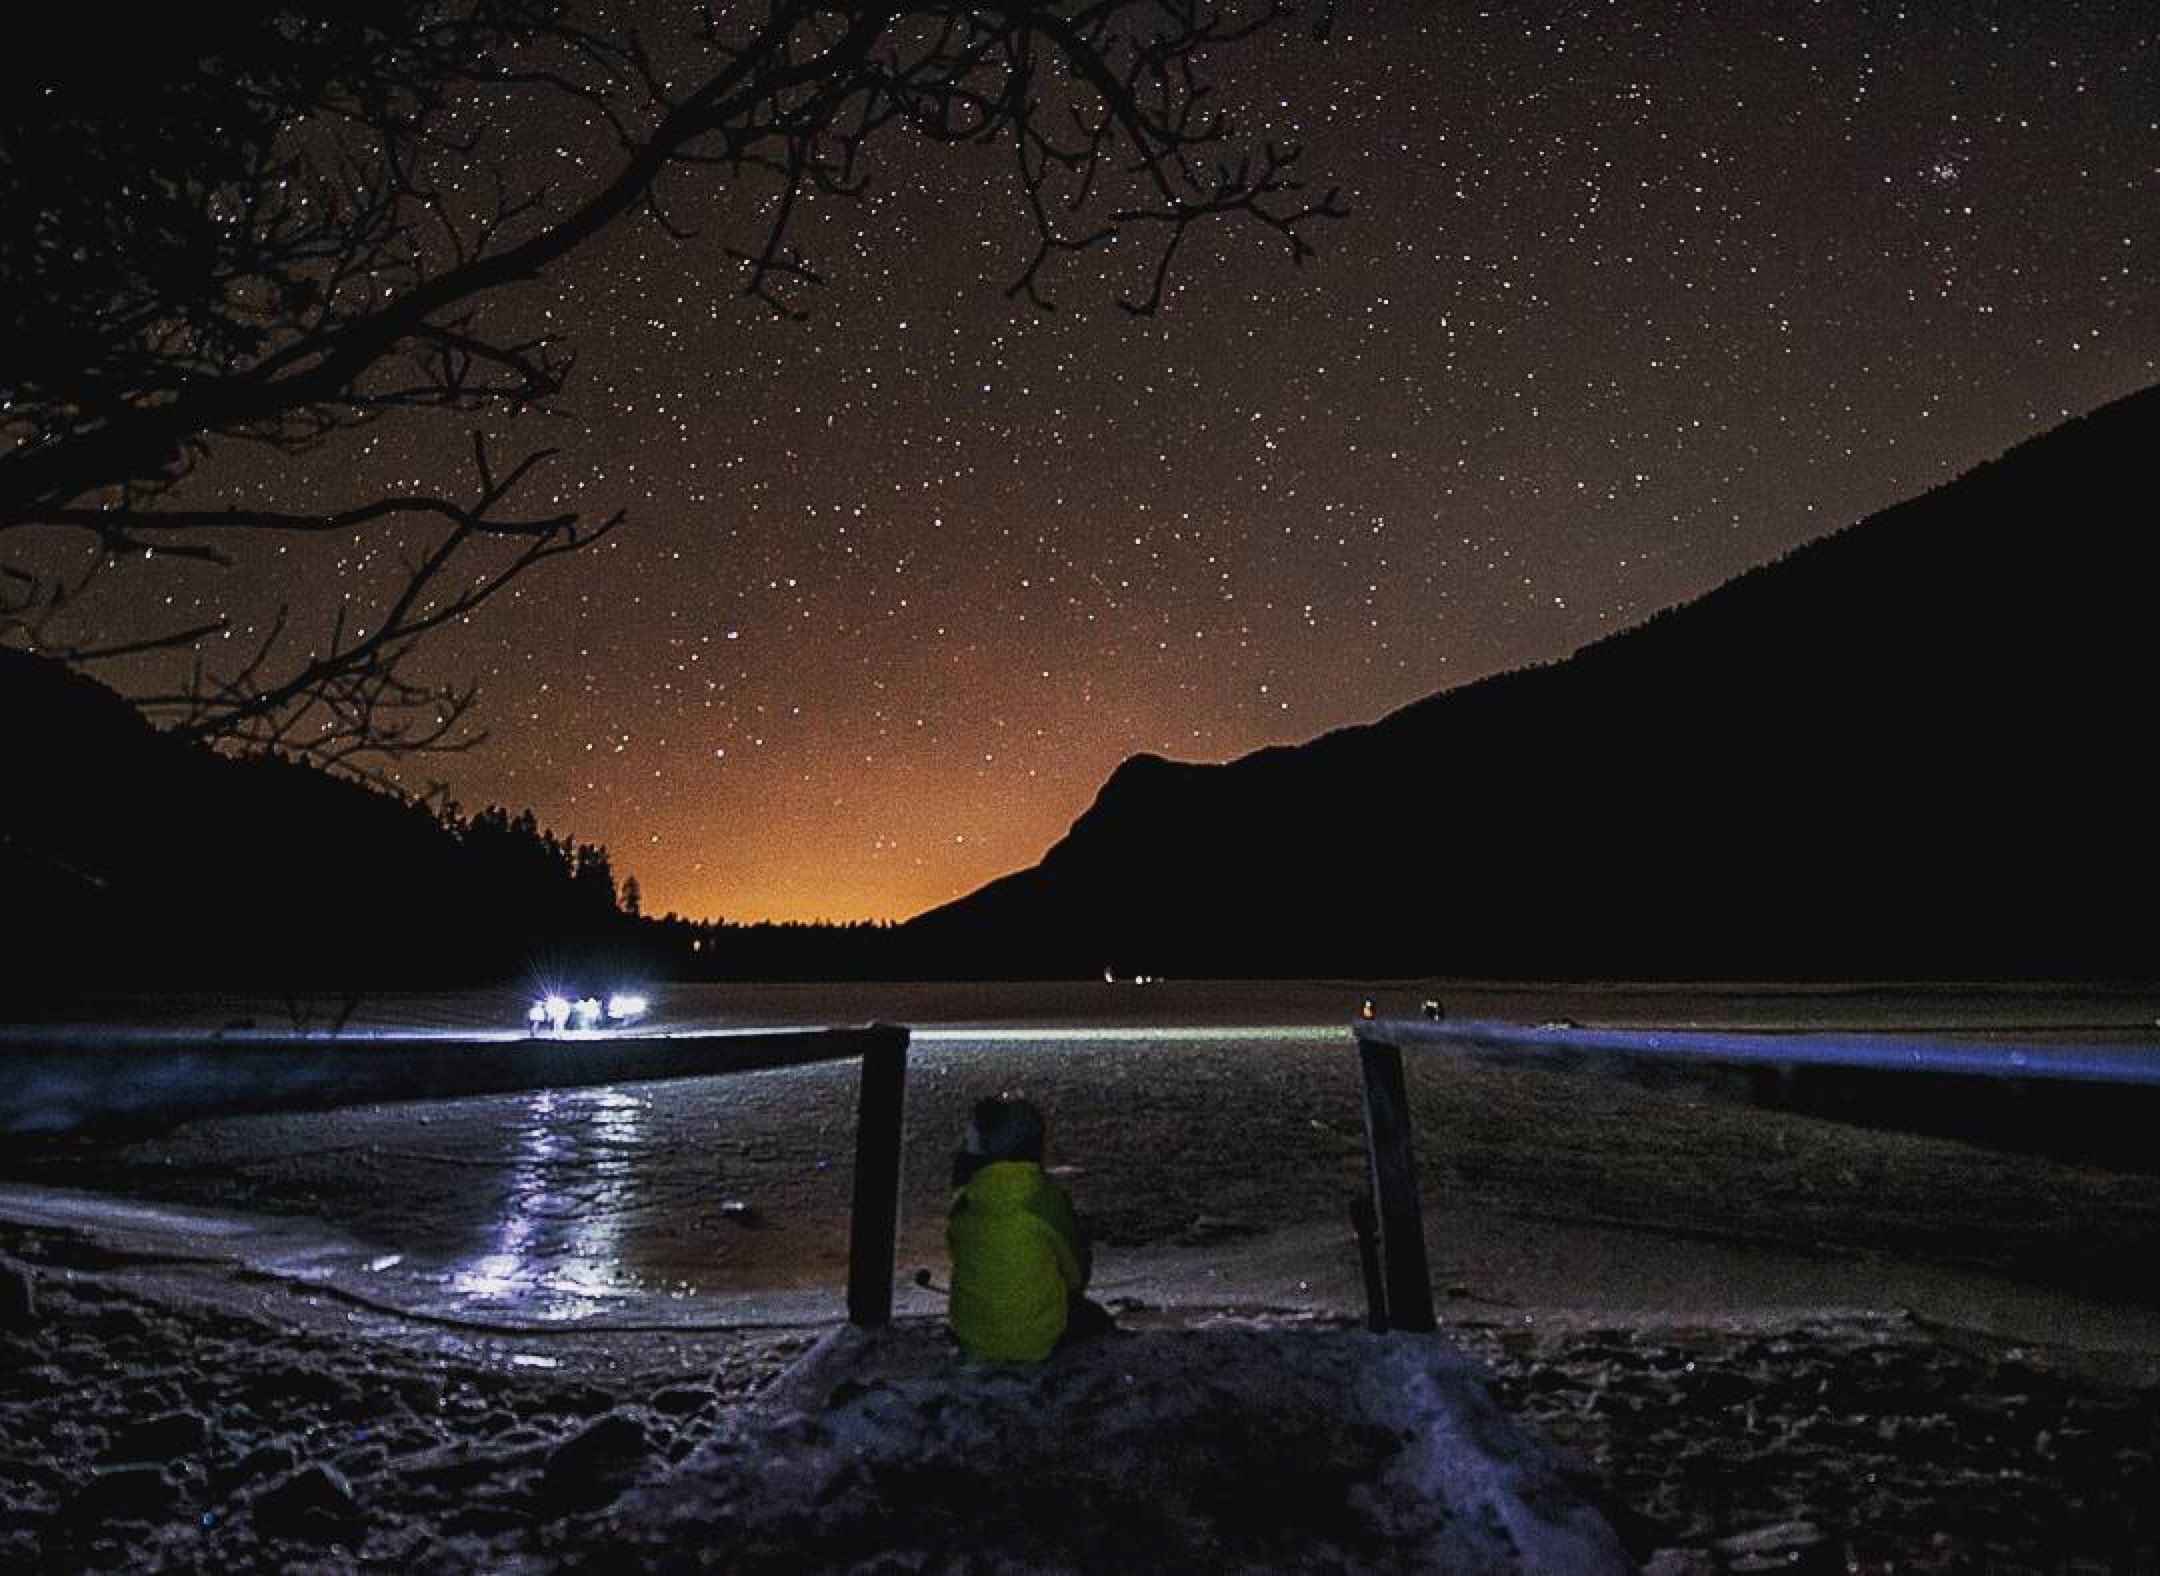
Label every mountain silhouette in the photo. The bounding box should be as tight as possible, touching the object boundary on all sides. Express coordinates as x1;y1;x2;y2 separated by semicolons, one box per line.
0;649;636;1004
903;383;2160;980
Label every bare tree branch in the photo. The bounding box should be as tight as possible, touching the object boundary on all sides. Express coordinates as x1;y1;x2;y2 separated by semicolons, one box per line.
1;2;1341;775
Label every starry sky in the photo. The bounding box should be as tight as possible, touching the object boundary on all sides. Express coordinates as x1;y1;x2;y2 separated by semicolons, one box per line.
102;2;2160;922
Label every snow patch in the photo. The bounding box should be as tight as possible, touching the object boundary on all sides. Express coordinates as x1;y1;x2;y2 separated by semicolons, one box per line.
603;1321;1631;1571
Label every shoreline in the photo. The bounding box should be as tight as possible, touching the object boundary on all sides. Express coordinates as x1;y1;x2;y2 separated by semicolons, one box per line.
15;975;2160;1037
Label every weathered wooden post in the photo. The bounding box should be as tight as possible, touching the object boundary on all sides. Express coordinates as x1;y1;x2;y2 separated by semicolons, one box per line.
1350;1188;1388;1332
846;1026;910;1326
1356;1027;1437;1333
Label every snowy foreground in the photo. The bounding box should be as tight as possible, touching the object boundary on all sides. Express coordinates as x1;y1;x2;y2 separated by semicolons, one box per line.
4;980;2159;1568
594;1323;1629;1571
4;1238;2156;1572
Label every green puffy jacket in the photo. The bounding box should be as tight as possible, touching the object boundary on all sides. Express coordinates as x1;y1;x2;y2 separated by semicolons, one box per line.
947;1159;1091;1362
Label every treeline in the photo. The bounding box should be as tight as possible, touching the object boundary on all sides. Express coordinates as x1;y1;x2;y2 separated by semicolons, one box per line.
635;916;914;981
7;646;1005;1000
436;803;625;934
627;916;1129;981
3;649;648;1002
10;645;1118;997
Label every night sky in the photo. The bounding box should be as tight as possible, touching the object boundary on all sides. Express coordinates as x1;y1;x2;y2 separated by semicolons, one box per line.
96;3;2160;922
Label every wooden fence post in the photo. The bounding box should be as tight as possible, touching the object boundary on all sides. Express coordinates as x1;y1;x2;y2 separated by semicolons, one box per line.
1350;1188;1388;1332
1357;1031;1437;1333
846;1029;909;1326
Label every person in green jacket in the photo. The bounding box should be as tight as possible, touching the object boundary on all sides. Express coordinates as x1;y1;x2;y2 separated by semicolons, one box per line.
946;1096;1109;1362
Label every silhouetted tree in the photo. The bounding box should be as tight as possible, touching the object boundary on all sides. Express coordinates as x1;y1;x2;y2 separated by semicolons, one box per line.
2;3;1340;775
570;841;618;918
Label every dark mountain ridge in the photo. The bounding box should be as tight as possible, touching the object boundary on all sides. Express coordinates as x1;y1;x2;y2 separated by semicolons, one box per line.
904;383;2160;979
0;648;637;1002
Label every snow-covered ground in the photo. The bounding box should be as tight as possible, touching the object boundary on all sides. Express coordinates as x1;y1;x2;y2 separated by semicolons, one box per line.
4;981;2158;1568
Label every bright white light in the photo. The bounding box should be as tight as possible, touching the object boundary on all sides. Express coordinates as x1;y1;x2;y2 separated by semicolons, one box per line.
526;1002;548;1031
572;996;603;1030
606;992;649;1022
543;996;572;1032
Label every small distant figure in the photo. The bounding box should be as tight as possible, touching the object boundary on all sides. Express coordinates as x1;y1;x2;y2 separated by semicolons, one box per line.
1422;998;1446;1021
946;1096;1109;1362
1359;997;1377;1020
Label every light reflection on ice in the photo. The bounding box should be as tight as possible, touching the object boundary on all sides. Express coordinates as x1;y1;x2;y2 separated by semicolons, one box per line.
446;1085;647;1320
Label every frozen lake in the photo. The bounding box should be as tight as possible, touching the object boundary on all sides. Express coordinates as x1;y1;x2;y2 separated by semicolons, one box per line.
4;980;2159;1347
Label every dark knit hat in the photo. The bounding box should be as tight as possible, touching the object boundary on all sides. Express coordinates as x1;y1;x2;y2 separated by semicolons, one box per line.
964;1096;1045;1163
